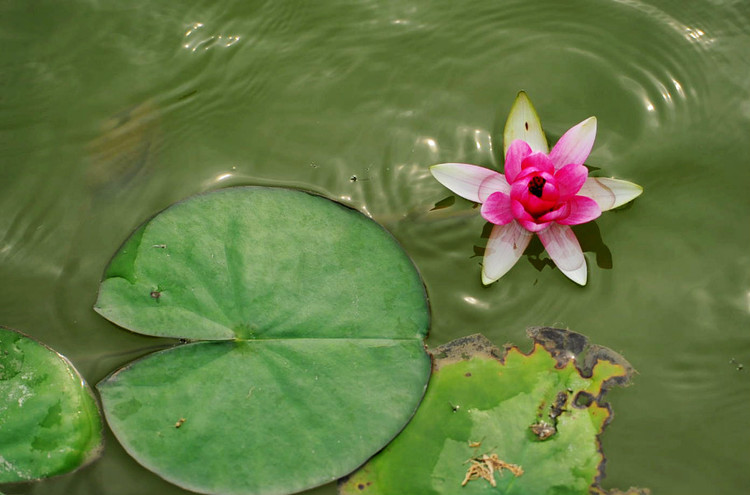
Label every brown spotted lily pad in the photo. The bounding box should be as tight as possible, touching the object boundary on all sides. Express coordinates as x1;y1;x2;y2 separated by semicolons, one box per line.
340;328;648;495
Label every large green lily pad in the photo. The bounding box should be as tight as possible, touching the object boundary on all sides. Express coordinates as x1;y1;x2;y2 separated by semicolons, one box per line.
340;328;646;495
0;327;103;483
95;187;431;495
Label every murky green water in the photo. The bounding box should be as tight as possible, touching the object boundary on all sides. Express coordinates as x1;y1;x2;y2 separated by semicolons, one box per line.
2;0;749;493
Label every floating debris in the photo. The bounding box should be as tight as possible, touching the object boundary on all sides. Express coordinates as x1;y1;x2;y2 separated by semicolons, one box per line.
462;453;523;487
530;421;557;440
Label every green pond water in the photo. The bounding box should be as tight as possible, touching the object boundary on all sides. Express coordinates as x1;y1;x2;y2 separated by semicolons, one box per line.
1;0;749;494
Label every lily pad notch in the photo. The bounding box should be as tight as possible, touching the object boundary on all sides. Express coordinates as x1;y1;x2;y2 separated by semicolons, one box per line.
94;186;432;495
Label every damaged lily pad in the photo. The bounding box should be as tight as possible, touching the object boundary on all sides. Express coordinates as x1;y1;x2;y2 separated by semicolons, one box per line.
95;187;431;495
0;327;102;483
340;328;645;495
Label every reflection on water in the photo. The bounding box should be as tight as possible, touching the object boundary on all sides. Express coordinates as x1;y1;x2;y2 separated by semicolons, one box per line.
1;0;749;494
468;217;613;274
182;22;241;53
86;100;160;194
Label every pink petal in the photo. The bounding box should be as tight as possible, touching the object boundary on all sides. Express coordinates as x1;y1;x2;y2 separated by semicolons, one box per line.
504;140;532;183
430;163;502;203
578;177;643;211
549;117;597;169
478;174;511;201
538;224;587;285
481;192;514;225
511;199;533;222
554;163;589;199
538;203;570;222
521;152;555;175
521;194;557;217
556;196;602;225
517;218;551;233
481;221;532;285
511;199;552;232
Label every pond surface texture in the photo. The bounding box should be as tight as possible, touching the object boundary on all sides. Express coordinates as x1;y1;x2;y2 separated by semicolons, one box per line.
2;0;749;494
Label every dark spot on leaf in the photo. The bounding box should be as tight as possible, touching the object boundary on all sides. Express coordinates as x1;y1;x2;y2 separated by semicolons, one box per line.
40;400;63;428
0;334;24;380
350;175;358;182
549;390;570;419
150;290;161;299
465;372;472;377
30;403;65;451
527;327;588;363
525;122;529;130
112;397;142;419
574;391;595;408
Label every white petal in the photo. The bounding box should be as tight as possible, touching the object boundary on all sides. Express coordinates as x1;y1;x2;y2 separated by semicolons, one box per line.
578;177;644;211
548;117;597;169
482;222;532;285
538;224;587;285
503;91;549;157
478;173;511;202
430;163;501;203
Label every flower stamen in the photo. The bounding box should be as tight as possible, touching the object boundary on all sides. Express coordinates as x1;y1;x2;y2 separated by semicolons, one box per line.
528;176;546;198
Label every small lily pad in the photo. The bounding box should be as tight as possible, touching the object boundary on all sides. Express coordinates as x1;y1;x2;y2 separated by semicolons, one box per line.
95;187;431;495
0;327;103;483
340;328;644;495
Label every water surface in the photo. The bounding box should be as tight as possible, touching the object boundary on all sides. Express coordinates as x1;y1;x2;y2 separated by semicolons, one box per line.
2;0;749;493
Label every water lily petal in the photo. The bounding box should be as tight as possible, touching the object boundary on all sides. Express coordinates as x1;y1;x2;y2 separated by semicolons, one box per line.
481;192;514;225
478;174;511;201
521;152;555;175
538;223;587;285
503;91;549;157
538;203;570;223
556;195;602;225
555;163;589;199
578;177;644;211
510;199;533;222
430;163;501;203
549;117;597;169
482;221;533;285
518;219;551;233
504;139;532;183
512;200;551;232
524;194;558;217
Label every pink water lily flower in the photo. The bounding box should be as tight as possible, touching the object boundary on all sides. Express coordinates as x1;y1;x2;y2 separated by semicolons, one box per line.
431;92;642;285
